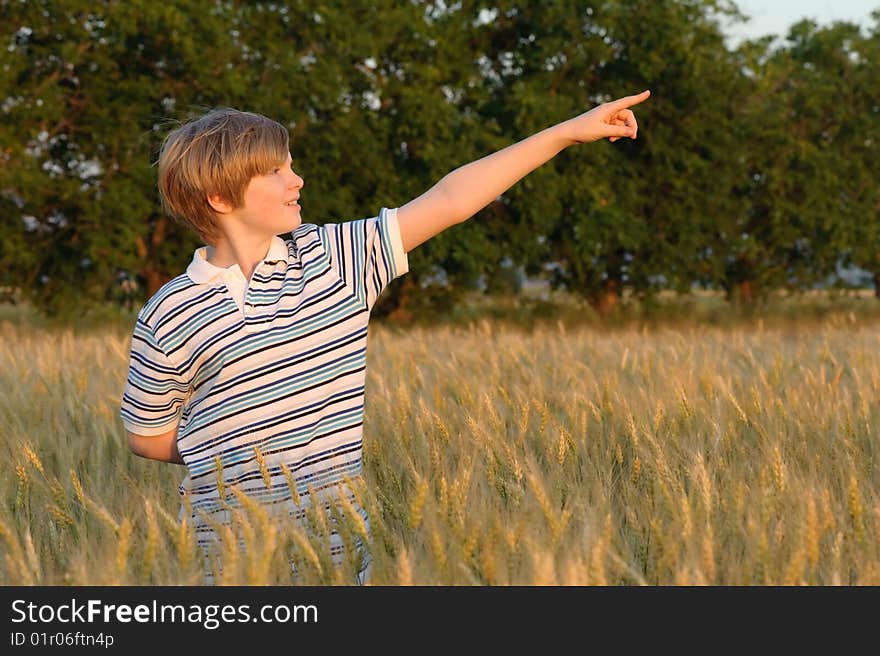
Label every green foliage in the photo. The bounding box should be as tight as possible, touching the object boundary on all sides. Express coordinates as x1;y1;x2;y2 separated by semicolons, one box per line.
1;1;878;320
710;18;880;303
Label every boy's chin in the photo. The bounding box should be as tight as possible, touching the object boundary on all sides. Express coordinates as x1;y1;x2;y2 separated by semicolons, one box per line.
277;217;301;232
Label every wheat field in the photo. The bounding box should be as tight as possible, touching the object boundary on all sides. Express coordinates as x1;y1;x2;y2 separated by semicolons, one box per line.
1;307;878;585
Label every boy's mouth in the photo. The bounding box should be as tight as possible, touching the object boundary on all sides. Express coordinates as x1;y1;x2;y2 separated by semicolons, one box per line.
284;199;299;207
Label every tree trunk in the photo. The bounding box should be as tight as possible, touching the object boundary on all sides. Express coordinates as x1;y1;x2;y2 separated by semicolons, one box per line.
875;273;880;299
588;278;619;316
135;216;170;297
736;280;754;305
140;266;165;298
383;275;416;323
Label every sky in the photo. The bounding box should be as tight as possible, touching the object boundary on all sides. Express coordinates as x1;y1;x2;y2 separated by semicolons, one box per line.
722;0;878;46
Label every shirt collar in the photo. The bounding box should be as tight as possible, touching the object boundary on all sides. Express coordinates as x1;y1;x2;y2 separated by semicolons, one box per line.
186;236;289;284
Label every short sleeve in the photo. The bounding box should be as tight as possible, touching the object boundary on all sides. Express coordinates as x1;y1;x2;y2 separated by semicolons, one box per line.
119;317;189;436
320;206;409;311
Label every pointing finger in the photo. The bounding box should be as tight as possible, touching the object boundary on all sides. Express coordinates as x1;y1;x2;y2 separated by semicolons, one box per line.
608;89;651;113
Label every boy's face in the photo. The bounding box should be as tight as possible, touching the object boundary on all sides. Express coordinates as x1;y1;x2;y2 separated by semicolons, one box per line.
211;151;304;237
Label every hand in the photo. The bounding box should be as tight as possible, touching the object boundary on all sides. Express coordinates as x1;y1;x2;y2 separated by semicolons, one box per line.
564;90;651;144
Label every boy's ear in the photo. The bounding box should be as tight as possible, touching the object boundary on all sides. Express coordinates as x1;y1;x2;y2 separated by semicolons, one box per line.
206;193;233;214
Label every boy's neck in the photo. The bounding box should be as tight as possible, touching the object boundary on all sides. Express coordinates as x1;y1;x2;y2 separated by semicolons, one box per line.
205;235;274;282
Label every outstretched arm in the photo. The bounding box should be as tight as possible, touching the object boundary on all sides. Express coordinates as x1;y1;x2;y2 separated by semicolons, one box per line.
396;90;651;253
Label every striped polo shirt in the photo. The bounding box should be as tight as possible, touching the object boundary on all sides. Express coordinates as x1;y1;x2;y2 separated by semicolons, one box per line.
120;207;408;577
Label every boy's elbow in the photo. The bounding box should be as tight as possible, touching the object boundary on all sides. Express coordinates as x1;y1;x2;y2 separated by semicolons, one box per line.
127;430;163;460
126;426;181;463
127;432;146;458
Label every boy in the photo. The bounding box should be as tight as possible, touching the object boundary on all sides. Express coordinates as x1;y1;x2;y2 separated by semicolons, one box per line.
120;90;650;585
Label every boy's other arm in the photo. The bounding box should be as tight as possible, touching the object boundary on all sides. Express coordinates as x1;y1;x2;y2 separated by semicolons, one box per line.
396;90;651;253
128;425;185;465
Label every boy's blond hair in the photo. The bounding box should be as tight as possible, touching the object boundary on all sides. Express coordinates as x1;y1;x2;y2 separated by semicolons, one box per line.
156;108;290;245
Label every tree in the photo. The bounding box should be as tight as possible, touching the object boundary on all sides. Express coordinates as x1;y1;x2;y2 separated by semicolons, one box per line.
3;1;876;321
830;12;880;295
0;0;500;321
710;18;878;304
1;1;256;318
457;0;749;314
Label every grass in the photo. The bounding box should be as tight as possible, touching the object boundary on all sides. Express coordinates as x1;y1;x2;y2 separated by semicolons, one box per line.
0;294;878;584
